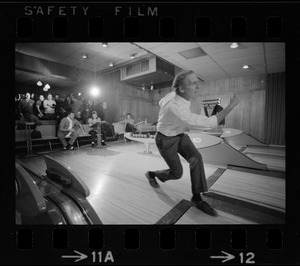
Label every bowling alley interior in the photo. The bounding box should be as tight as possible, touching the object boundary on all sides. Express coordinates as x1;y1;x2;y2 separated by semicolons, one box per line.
15;42;285;225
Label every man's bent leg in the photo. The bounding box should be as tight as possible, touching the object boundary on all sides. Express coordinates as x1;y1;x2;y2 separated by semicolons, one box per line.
69;132;79;145
178;134;208;194
178;134;217;216
57;131;68;147
154;133;183;182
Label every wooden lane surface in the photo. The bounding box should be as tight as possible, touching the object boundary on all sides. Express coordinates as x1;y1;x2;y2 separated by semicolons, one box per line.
244;153;285;172
18;142;223;224
177;192;284;224
18;141;284;224
244;145;285;157
177;167;285;224
177;206;257;224
209;169;285;212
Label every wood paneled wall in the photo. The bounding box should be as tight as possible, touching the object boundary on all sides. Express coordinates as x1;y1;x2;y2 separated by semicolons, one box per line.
193;74;267;141
151;74;267;141
101;70;153;124
100;71;282;143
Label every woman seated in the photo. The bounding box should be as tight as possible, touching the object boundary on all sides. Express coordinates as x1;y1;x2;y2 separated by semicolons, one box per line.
88;111;107;147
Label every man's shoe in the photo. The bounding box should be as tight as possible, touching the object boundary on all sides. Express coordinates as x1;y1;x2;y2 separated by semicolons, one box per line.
63;146;68;150
145;171;159;188
191;198;218;216
68;145;75;150
101;142;106;146
91;143;96;148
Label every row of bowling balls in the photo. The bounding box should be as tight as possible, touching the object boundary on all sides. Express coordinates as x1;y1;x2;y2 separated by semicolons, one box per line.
131;133;156;139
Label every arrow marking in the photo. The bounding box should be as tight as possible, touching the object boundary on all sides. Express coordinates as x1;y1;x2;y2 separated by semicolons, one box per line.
62;250;88;263
210;251;235;263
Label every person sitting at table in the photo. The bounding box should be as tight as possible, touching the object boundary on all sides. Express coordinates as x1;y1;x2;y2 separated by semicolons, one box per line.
57;109;85;150
88;111;107;147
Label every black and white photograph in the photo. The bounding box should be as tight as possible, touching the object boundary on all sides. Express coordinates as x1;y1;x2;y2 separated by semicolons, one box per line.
15;42;285;225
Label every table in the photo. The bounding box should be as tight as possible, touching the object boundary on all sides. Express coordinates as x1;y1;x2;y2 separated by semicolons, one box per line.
124;133;155;153
91;122;106;148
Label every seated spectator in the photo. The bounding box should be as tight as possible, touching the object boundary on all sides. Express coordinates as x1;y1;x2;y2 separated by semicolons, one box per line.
43;93;56;120
57;109;86;150
118;113;137;133
87;111;107;147
35;94;45;119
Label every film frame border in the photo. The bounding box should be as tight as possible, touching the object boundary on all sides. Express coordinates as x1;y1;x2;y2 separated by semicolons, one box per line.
1;1;299;264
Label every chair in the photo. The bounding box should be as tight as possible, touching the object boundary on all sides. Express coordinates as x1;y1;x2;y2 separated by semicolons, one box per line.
112;122;126;142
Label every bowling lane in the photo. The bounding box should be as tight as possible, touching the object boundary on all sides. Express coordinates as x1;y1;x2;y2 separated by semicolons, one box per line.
177;167;285;224
18;141;224;224
209;169;285;212
243;145;285;157
244;153;285;172
18;139;284;225
177;205;257;224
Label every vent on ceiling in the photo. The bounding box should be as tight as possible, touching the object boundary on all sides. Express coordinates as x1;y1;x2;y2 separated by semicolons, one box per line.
178;47;207;59
120;57;175;85
125;59;150;76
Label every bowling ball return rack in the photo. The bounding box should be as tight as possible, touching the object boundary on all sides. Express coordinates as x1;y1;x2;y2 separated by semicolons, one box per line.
15;155;102;225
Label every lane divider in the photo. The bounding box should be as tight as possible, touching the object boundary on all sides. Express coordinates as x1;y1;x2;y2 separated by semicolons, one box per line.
155;199;191;225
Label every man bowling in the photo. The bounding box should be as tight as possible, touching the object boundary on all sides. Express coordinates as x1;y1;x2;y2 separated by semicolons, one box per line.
145;70;240;216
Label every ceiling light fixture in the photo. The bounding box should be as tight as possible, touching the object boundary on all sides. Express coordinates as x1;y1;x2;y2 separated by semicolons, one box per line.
130;53;136;59
82;53;88;59
230;42;239;48
37;81;42;86
150;85;154;91
109;62;114;67
44;84;50;89
242;65;249;69
102;42;108;47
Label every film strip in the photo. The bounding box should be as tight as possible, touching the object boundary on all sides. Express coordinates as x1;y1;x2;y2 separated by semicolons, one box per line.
1;1;300;264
